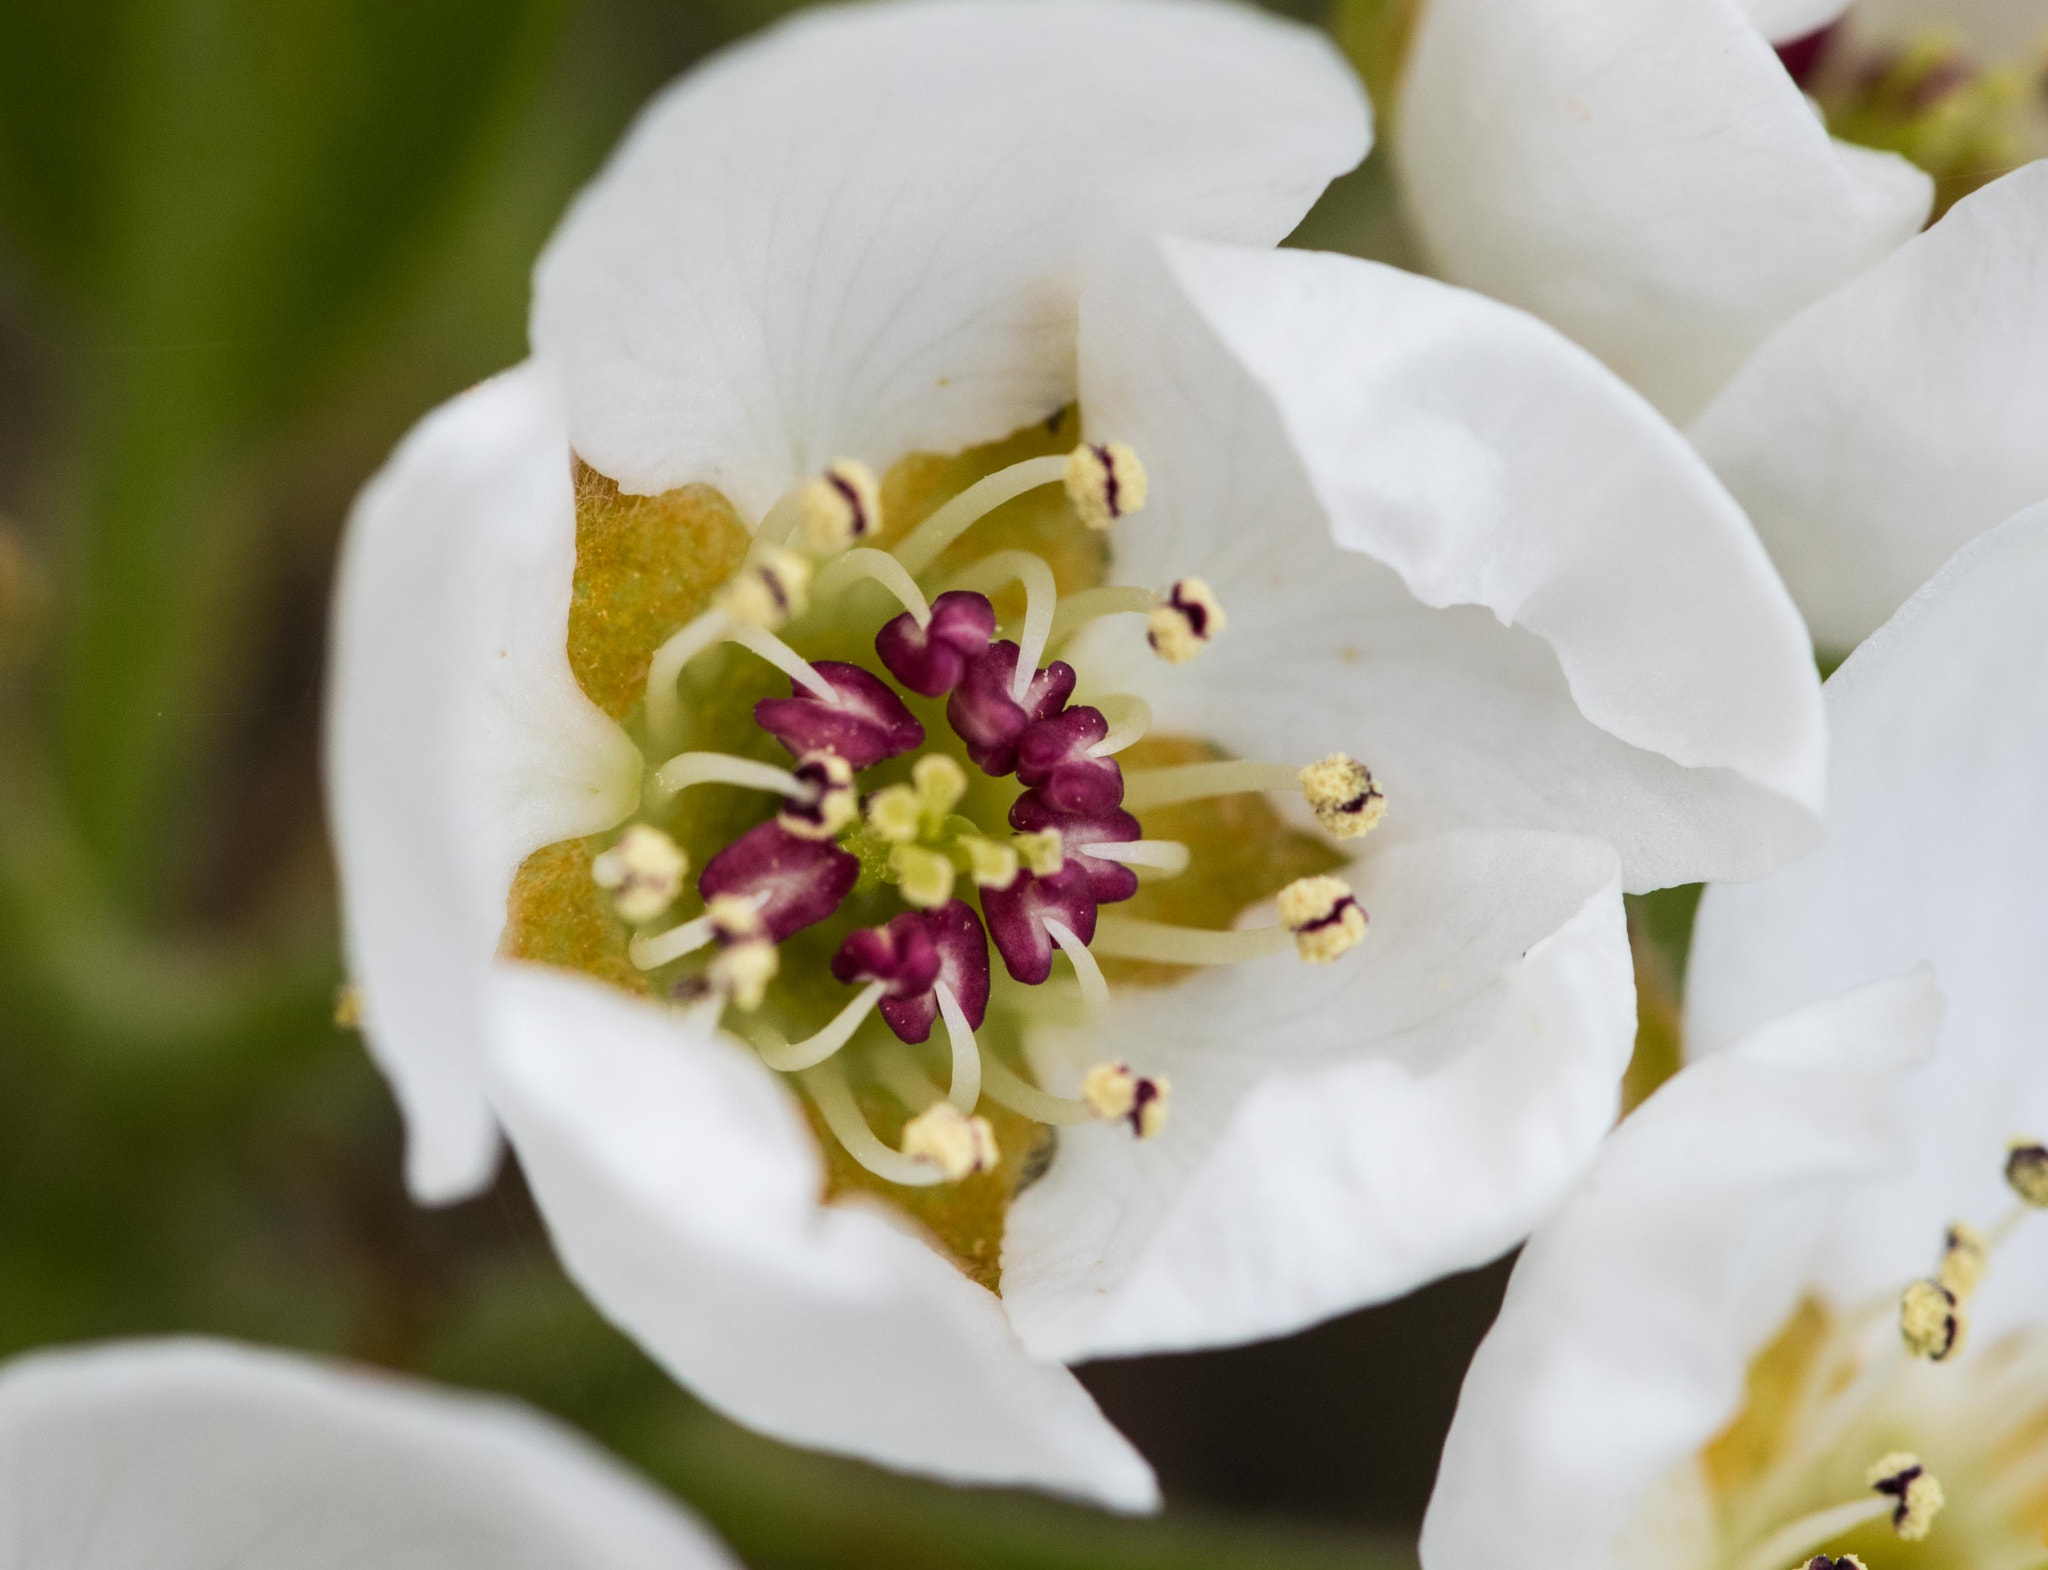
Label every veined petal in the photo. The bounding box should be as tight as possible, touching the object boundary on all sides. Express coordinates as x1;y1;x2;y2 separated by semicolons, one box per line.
0;1338;736;1568
1688;504;2048;1335
326;363;641;1204
531;0;1367;518
1002;830;1634;1361
1422;970;1940;1570
482;962;1157;1511
1076;237;1822;892
1394;0;1931;421
1692;163;2048;650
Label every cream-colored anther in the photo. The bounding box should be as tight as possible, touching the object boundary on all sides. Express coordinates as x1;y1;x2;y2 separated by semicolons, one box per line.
1063;441;1147;532
912;753;968;814
1278;875;1367;963
710;940;778;1012
778;752;857;842
1080;1062;1171;1139
1146;577;1224;665
798;460;880;554
591;824;689;924
705;894;768;945
901;1102;999;1182
717;546;812;629
892;844;956;909
1867;1453;1944;1540
1299;753;1386;841
865;783;921;844
1013;829;1064;877
2007;1139;2048;1206
1938;1220;1989;1299
1900;1277;1965;1360
961;835;1020;890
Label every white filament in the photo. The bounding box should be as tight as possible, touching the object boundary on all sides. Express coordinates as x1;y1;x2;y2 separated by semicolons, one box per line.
1121;760;1301;811
652;751;805;802
1049;584;1155;648
643;607;729;748
1734;1497;1891;1570
1088;694;1152;756
977;1054;1097;1126
814;547;930;625
1044;919;1110;1014
1083;839;1189;876
629;912;719;971
801;1060;944;1187
892;454;1068;576
726;620;839;702
755;983;886;1072
944;549;1059;703
935;981;983;1113
1090;916;1292;966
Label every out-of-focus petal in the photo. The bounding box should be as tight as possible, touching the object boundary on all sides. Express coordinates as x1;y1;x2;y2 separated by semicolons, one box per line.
531;0;1367;519
1692;162;2048;650
483;963;1157;1511
326;363;641;1203
1394;0;1931;420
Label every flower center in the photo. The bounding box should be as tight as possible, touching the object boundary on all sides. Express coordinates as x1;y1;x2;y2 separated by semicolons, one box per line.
507;412;1378;1284
1648;1141;2048;1570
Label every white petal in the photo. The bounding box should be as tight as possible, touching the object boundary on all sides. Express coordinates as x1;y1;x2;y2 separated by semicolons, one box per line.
1394;0;1932;421
1692;162;2048;650
530;0;1366;518
327;363;642;1203
0;1337;736;1569
1422;970;1940;1570
1074;237;1823;892
1002;829;1633;1361
1688;502;2048;1334
481;962;1157;1511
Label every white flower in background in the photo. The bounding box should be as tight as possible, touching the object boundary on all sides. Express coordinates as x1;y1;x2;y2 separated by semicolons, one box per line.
329;0;1827;1508
1425;503;2048;1569
1388;0;2048;648
0;1337;735;1569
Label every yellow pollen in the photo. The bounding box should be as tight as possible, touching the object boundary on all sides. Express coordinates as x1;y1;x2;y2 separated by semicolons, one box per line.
2006;1139;2048;1207
591;824;689;924
891;844;956;909
1938;1220;1989;1299
710;939;778;1012
717;545;811;629
332;984;361;1029
1063;441;1147;532
865;783;921;843
1080;1062;1170;1139
960;834;1020;890
1013;828;1064;877
1900;1278;1966;1361
1146;577;1225;664
901;1102;999;1182
798;459;881;554
1277;874;1367;963
779;752;857;841
1867;1452;1945;1540
1298;753;1386;841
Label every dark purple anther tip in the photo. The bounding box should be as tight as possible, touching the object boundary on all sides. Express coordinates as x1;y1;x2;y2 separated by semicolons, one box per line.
1008;793;1141;904
874;901;994;1044
754;660;924;769
945;640;1077;776
875;590;997;696
832;914;942;999
698;820;858;941
981;861;1098;986
1015;705;1124;816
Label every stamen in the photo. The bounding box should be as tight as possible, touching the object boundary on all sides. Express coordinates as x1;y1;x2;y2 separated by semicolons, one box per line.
629;892;767;971
591;824;688;924
934;980;982;1113
754;982;887;1072
1044;918;1109;1014
1277;875;1368;963
718;546;812;628
1299;753;1387;841
1048;584;1157;647
1868;1453;1944;1539
1121;759;1303;811
1063;442;1148;533
900;1101;1000;1183
1088;694;1151;756
1146;577;1224;664
1082;839;1189;876
978;1053;1098;1126
1900;1277;1966;1361
726;620;840;702
652;751;807;802
891;844;956;909
801;1060;945;1187
892;454;1070;575
799;460;881;554
944;549;1058;703
710;937;778;1012
1736;1497;1896;1570
1080;1062;1170;1140
1937;1220;1989;1299
645;608;835;743
1090;915;1294;966
2006;1139;2048;1206
777;752;857;841
813;546;929;623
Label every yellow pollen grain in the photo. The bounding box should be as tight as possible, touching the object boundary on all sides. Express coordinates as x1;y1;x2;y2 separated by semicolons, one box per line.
2007;1140;2048;1207
1939;1220;1990;1299
1868;1452;1945;1540
1298;753;1386;841
1146;577;1225;665
591;823;688;924
1081;1062;1138;1122
710;939;777;1012
1278;874;1367;963
902;1103;999;1182
1900;1277;1965;1361
1063;441;1147;532
718;546;811;629
799;459;881;554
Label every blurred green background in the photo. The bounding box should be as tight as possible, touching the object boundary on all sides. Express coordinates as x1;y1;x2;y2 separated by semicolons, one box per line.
0;0;1680;1563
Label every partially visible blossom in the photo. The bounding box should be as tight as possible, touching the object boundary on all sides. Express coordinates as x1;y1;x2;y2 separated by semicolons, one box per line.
0;1338;735;1569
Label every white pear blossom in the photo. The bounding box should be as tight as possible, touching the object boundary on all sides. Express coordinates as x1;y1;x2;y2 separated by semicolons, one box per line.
0;1337;735;1568
329;0;1828;1507
1425;502;2048;1569
1391;0;2048;647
